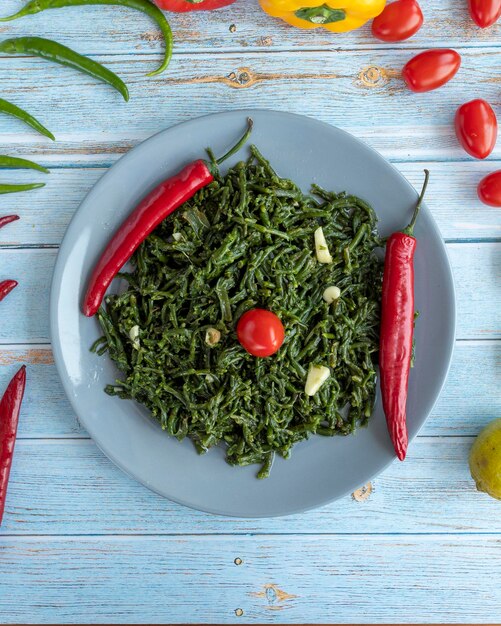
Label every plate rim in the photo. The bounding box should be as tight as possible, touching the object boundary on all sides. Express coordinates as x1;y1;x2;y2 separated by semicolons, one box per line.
50;108;457;518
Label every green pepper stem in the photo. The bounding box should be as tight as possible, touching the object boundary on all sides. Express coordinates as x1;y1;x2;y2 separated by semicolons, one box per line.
294;5;346;24
402;169;430;236
215;118;254;165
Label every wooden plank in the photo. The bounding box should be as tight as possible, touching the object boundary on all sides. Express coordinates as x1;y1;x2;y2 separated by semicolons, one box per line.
2;244;497;344
1;341;498;440
0;49;499;162
0;0;499;54
0;535;500;623
2;438;500;535
0;168;101;247
1;162;500;246
0;346;83;438
0;249;52;344
429;341;501;436
447;243;501;340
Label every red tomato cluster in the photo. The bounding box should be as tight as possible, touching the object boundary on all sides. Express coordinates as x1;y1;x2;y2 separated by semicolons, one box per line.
371;1;500;207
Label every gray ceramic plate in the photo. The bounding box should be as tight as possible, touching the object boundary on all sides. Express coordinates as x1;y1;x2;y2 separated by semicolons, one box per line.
50;110;456;518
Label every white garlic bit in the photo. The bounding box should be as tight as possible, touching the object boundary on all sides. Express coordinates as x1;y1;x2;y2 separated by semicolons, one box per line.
323;285;341;304
129;325;140;349
205;327;221;346
172;232;182;242
314;227;333;264
305;364;331;396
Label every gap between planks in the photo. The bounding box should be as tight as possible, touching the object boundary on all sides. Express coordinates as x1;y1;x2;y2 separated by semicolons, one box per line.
10;436;479;445
1;532;500;542
0;339;498;350
0;42;499;59
2;239;501;249
2;241;501;253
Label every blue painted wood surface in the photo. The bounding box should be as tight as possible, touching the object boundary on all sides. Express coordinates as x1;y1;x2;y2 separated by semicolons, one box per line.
0;0;500;622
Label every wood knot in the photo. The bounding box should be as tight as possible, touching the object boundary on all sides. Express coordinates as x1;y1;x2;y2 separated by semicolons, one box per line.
234;557;243;565
251;584;298;610
357;65;389;88
235;608;244;617
226;67;254;88
257;35;273;46
352;481;373;502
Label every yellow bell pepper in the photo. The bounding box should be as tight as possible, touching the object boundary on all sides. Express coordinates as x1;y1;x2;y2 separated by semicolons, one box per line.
259;0;386;32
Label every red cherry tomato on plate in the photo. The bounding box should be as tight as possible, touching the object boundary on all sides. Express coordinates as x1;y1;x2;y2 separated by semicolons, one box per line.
154;0;235;11
455;99;498;159
236;309;285;357
467;0;501;28
372;0;424;42
402;49;461;93
478;170;501;207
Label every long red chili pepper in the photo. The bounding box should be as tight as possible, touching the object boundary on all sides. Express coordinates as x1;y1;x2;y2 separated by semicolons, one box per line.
83;119;253;317
0;280;18;302
0;214;19;230
0;365;26;525
379;170;430;461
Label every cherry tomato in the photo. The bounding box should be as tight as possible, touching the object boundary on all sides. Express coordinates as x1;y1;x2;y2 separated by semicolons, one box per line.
154;0;235;11
372;0;424;42
455;99;498;159
478;170;501;207
468;0;501;28
236;309;285;357
402;49;461;93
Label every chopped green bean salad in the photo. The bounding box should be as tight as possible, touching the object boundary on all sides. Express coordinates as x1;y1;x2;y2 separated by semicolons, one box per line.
92;146;383;478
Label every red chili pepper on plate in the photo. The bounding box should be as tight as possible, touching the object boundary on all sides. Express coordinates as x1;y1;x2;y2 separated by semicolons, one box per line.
0;365;26;525
154;0;235;11
467;0;501;27
379;170;430;461
0;280;17;302
455;99;498;160
83;118;253;317
0;214;19;230
402;49;461;93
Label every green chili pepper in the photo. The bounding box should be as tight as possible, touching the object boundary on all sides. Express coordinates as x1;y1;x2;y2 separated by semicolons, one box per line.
0;98;55;141
0;155;49;174
0;37;129;101
0;0;173;77
0;183;45;194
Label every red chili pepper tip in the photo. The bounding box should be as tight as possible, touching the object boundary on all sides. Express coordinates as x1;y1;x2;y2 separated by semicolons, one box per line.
0;215;20;230
0;364;27;526
0;280;18;303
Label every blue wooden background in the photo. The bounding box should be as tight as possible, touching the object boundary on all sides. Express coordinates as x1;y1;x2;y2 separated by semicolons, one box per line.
0;0;500;622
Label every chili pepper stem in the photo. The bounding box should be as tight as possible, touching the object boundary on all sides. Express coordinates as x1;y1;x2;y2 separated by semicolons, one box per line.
214;118;254;166
402;169;430;236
